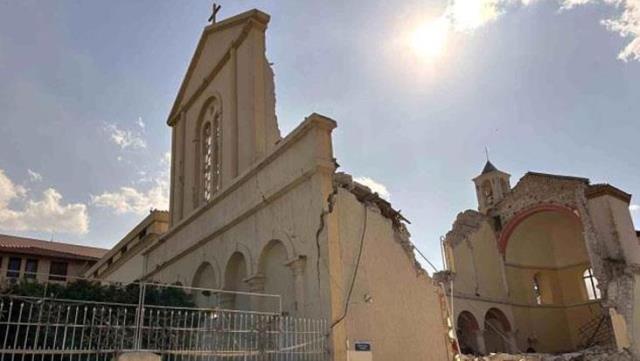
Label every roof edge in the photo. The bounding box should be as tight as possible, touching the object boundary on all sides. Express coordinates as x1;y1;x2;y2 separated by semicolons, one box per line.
525;171;590;184
586;183;632;203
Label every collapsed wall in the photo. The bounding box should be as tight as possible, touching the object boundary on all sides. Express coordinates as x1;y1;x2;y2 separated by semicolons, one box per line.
330;172;453;361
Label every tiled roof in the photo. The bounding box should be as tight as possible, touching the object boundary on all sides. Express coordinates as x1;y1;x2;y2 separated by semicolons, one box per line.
481;161;498;175
0;234;107;260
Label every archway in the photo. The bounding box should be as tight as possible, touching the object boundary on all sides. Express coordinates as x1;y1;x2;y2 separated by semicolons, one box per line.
224;252;250;310
504;207;589;306
457;311;481;355
258;240;295;314
502;206;599;352
192;262;218;308
484;308;512;354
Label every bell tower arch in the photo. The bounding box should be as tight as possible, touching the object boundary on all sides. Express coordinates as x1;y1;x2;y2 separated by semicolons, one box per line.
473;161;511;213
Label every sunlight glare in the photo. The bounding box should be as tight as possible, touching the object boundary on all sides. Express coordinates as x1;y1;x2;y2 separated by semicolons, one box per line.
410;18;450;60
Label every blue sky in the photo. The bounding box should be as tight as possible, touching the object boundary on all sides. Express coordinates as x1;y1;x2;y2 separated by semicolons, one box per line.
0;0;638;270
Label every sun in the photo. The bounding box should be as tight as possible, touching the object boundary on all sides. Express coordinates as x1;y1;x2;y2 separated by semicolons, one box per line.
410;18;450;60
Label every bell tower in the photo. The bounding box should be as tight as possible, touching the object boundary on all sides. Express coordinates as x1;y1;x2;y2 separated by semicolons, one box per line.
473;161;511;214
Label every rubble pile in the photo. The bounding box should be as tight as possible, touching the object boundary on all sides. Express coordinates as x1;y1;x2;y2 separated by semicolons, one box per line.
459;347;636;361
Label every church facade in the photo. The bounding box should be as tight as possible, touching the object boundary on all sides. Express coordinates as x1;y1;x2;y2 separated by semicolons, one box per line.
109;9;451;361
442;162;640;356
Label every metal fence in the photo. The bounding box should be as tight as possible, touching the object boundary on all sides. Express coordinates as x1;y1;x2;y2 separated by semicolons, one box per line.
0;280;328;360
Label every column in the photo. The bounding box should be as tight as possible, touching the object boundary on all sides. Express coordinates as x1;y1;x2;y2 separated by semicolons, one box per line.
506;332;518;353
287;256;307;316
246;274;266;313
475;330;487;355
219;293;235;310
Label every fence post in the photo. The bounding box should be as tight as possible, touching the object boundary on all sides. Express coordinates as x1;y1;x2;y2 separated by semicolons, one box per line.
134;282;147;350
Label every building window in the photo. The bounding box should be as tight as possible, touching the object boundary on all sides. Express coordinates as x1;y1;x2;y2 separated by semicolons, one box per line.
6;257;21;278
202;121;213;202
201;108;221;203
25;259;38;279
583;268;601;300
533;273;543;305
49;261;68;282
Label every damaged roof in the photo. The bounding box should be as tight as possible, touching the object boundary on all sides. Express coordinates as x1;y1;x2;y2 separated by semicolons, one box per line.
334;172;410;228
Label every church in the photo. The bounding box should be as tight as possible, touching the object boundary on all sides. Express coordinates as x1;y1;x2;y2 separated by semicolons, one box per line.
85;7;640;360
441;161;640;356
90;9;452;361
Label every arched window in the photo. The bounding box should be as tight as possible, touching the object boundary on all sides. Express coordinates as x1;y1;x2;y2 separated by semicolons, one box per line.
202;122;213;202
583;267;601;300
532;273;543;305
481;180;494;205
200;105;221;203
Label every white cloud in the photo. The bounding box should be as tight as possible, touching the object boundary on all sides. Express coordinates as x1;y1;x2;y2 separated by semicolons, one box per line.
427;0;640;61
600;0;640;61
105;123;147;150
562;0;593;8
630;204;640;212
354;176;391;201
136;116;145;129
444;0;507;32
0;169;89;235
162;151;171;166
27;169;42;182
0;170;26;207
91;179;169;215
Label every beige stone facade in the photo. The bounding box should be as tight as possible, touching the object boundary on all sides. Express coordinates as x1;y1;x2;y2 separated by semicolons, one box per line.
442;162;640;357
84;210;168;283
96;9;451;361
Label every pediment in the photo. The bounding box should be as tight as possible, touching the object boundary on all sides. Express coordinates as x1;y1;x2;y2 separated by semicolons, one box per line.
167;9;270;125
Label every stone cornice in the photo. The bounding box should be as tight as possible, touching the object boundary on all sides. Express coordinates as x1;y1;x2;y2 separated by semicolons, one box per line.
586;183;632;203
451;291;601;309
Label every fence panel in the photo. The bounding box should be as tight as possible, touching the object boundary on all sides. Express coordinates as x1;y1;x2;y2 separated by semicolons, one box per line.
0;284;328;361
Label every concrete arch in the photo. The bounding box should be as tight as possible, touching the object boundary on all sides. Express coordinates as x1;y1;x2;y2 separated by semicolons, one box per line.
485;308;511;332
222;251;252;311
192;262;220;308
457;311;481;355
257;239;295;272
229;242;254;277
223;251;250;290
484;308;512;354
192;261;220;289
194;94;223;141
257;239;296;314
498;204;580;255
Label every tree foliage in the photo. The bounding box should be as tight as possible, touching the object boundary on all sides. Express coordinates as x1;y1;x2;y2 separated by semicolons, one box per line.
2;279;194;307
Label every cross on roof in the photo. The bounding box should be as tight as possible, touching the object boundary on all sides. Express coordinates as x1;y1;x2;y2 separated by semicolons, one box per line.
208;3;222;23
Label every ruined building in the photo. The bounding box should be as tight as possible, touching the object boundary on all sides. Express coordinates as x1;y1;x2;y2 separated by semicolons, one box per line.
442;161;640;357
91;9;451;360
